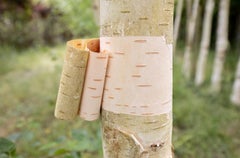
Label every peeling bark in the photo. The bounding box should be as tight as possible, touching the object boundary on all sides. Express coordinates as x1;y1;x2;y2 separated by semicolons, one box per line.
55;40;89;120
100;0;174;157
195;0;215;86
211;0;230;92
79;39;109;121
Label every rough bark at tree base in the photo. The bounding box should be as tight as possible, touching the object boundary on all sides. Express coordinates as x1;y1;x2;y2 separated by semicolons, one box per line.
101;110;172;158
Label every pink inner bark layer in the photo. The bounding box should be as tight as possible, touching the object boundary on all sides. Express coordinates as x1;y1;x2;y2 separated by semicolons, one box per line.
79;49;108;121
101;36;172;115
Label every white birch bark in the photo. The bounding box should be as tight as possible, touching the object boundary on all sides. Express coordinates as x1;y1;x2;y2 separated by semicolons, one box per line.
174;0;184;53
211;0;230;91
231;56;240;105
195;0;215;86
100;0;174;157
182;0;200;79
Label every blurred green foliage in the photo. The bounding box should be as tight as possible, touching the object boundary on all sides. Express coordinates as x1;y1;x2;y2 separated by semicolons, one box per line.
0;137;16;157
50;0;98;38
0;0;98;48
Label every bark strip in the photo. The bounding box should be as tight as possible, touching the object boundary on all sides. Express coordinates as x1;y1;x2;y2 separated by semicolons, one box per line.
55;39;89;120
80;39;109;121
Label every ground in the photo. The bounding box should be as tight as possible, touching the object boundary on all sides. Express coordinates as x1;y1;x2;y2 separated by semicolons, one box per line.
0;45;239;158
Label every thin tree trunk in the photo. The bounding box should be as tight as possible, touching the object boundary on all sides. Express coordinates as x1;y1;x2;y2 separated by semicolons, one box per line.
231;55;240;105
174;0;184;53
236;15;240;51
92;0;100;25
186;0;192;23
182;0;200;79
100;0;174;157
211;0;230;91
193;4;202;52
195;0;215;86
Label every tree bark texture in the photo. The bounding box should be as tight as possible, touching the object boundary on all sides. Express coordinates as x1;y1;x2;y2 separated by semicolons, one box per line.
231;56;240;105
100;0;174;157
195;0;215;86
182;0;200;79
55;40;89;120
211;0;230;92
173;0;184;53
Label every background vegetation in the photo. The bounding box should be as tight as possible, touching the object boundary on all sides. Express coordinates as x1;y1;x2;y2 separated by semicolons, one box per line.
0;0;239;158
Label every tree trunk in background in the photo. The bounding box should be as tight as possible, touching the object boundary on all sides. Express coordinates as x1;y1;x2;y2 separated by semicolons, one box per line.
100;0;174;157
182;0;200;79
92;0;100;25
186;0;192;22
174;0;184;53
195;0;215;86
236;15;240;51
194;4;202;52
231;55;240;105
211;0;230;92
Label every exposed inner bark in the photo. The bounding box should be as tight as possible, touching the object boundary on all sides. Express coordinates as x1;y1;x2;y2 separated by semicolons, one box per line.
87;39;100;52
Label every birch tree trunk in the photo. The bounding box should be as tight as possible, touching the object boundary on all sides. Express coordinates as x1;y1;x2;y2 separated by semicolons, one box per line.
231;55;240;105
186;0;192;23
194;4;202;51
100;0;174;157
92;0;100;25
211;0;230;91
195;0;215;86
182;0;200;79
174;0;184;53
236;15;240;51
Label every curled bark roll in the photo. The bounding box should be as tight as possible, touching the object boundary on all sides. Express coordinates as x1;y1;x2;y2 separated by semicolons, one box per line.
80;39;109;121
55;39;90;120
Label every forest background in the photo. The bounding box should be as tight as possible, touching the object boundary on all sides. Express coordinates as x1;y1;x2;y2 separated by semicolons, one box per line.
0;0;239;157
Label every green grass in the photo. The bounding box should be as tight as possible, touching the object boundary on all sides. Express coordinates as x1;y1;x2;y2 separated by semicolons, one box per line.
0;45;239;158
